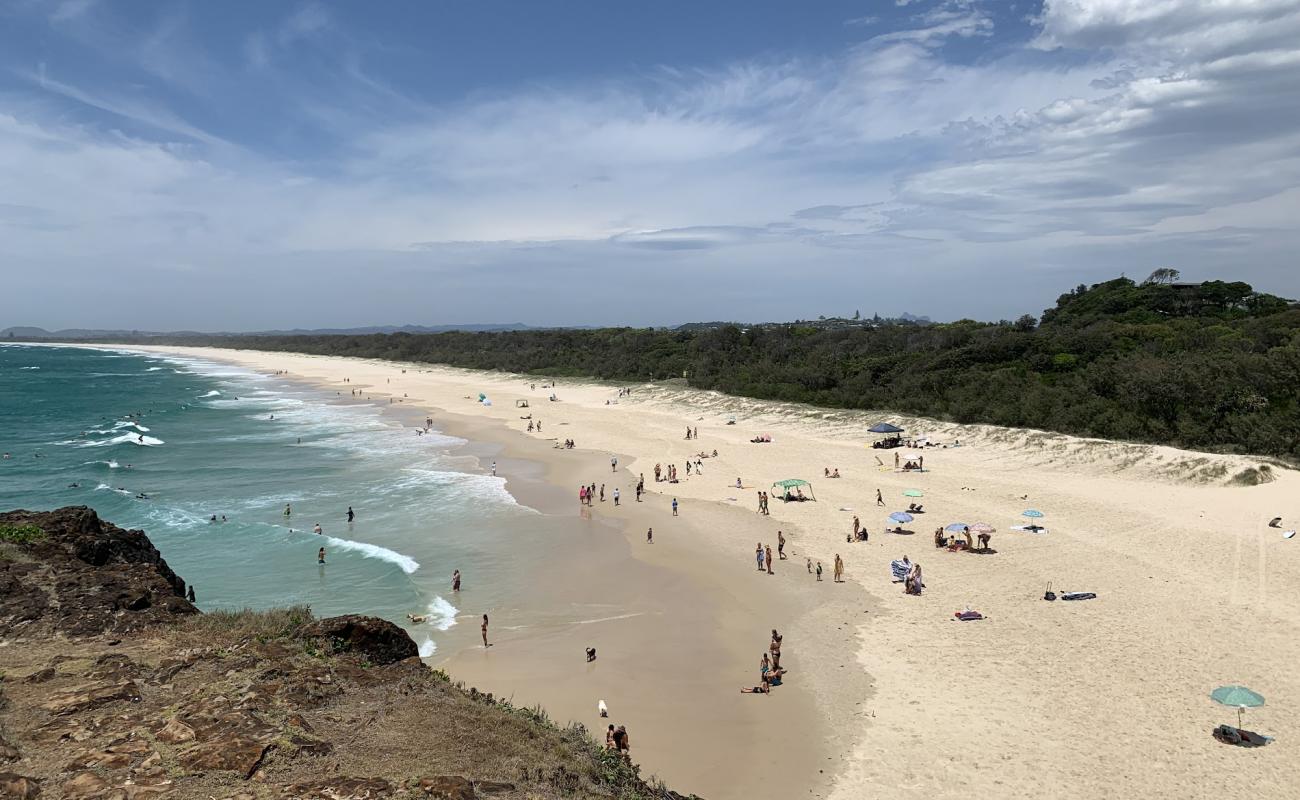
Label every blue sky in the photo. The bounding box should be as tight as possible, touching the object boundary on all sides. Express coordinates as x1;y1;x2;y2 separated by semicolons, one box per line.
2;0;1298;330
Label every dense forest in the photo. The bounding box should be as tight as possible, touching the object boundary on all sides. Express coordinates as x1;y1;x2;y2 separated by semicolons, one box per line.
112;277;1300;460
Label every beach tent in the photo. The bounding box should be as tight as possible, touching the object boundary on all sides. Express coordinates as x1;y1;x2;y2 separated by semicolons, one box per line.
772;479;815;501
868;423;904;434
868;422;905;449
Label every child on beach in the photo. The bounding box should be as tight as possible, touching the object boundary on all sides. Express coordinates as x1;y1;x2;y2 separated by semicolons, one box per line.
816;561;823;581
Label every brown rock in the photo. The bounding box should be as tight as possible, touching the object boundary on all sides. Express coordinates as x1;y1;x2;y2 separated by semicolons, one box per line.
416;776;475;800
153;718;194;744
296;615;418;666
61;772;108;799
280;777;392;799
0;773;41;799
0;736;18;763
22;668;55;684
42;681;141;715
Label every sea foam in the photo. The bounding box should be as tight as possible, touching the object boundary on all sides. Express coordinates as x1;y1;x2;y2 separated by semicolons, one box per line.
322;535;420;574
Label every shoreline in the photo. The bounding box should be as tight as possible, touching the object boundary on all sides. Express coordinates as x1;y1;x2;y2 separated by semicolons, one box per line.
44;343;1300;800
57;344;861;800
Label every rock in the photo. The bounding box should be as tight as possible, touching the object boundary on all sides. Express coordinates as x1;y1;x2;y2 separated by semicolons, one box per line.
0;735;18;763
296;615;418;666
472;781;514;796
0;508;196;637
280;777;393;799
152;717;194;744
415;776;475;799
0;773;41;799
22;668;55;684
61;772;108;799
42;681;141;715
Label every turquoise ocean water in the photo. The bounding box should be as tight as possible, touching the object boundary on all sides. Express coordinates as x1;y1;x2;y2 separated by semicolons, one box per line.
0;344;544;656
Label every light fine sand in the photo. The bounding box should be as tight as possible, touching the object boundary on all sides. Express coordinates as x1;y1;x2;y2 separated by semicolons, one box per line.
108;346;1300;800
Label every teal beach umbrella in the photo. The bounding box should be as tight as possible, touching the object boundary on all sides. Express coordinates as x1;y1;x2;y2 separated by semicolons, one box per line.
1211;685;1264;728
903;489;924;498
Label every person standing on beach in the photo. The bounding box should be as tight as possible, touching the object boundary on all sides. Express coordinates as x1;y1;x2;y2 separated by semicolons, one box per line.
346;506;355;523
834;554;845;583
491;461;497;477
600;484;606;502
765;545;773;575
806;557;812;574
756;543;765;571
853;516;860;539
770;630;783;668
672;498;678;516
815;561;823;581
778;531;786;560
317;547;326;564
611;455;618;472
481;614;490;647
613;487;620;506
876;489;883;506
452;569;461;592
894;452;900;469
646;527;653;544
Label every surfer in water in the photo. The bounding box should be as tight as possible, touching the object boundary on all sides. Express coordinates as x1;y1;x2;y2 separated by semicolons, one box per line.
346;506;355;523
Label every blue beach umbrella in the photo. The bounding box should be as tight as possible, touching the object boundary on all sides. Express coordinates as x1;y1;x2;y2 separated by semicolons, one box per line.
1022;509;1044;518
889;511;914;524
945;523;970;532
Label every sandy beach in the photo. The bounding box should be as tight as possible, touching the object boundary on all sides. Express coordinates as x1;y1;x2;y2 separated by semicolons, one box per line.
101;345;1300;799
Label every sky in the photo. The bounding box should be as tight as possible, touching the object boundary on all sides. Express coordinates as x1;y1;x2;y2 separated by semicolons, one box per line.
1;0;1298;330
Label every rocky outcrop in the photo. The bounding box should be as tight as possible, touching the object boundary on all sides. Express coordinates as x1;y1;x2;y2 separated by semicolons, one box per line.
296;614;419;665
0;509;699;799
0;508;195;637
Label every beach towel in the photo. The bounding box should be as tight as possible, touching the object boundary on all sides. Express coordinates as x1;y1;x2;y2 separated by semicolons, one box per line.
954;610;983;621
890;559;910;582
1010;525;1049;534
1061;592;1096;601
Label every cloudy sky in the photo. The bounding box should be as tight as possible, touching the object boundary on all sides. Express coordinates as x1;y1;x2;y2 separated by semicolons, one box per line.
2;0;1298;330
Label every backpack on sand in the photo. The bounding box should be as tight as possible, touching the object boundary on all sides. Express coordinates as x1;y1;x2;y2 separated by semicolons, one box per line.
1044;582;1057;601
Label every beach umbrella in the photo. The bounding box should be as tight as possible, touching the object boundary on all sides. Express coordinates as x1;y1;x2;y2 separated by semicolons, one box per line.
889;512;914;523
1211;685;1265;728
971;522;994;533
903;489;924;497
945;523;970;532
1022;509;1044;518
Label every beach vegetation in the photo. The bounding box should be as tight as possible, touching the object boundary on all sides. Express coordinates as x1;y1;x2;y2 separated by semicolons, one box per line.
0;522;45;544
108;276;1300;460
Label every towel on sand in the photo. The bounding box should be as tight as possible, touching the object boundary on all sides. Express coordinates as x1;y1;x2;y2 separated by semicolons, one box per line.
890;559;910;581
954;610;984;621
1062;592;1096;601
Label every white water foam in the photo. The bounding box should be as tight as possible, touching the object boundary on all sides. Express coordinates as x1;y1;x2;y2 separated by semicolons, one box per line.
199;390;221;398
19;366;40;370
426;596;458;630
418;637;436;657
84;459;121;469
322;535;420;574
146;366;164;371
78;432;164;447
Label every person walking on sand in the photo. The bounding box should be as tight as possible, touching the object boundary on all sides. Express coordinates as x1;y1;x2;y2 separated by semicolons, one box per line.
317;547;326;564
778;530;786;560
756;543;765;571
611;455;618;472
481;614;490;647
346;506;355;523
834;554;845;583
894;452;900;469
600;484;606;502
876;489;883;507
806;557;812;574
672;498;678;516
815;561;823;581
491;461;497;477
613;487;620;506
765;545;774;575
647;527;653;544
452;569;461;592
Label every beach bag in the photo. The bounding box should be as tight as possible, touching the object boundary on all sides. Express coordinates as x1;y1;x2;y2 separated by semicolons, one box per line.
1043;582;1056;602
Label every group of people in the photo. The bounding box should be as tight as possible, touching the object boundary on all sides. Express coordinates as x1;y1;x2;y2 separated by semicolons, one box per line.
755;491;771;514
935;525;992;552
848;515;868;542
823;467;841;478
742;630;787;694
684;426;699;439
526;419;543;432
893;452;925;471
559;438;575;449
753;533;787;573
654;463;680;482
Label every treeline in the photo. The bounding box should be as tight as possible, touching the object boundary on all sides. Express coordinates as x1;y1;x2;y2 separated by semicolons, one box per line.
144;278;1300;459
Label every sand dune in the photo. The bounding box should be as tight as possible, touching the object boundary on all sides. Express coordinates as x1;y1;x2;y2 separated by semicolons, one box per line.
103;346;1299;799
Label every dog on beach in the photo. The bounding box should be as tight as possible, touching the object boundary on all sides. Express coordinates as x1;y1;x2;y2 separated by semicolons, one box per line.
407;613;429;623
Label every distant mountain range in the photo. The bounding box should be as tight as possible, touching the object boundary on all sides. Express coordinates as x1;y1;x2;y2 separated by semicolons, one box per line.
0;323;544;339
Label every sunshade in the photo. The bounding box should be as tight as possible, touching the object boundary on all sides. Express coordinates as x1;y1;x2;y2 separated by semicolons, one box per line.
890;512;914;523
868;423;904;434
971;522;994;533
903;489;924;497
772;479;810;489
1022;509;1045;518
945;523;970;532
901;452;922;460
1212;685;1265;728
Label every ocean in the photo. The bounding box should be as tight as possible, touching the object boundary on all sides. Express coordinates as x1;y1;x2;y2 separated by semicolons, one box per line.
0;344;550;657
